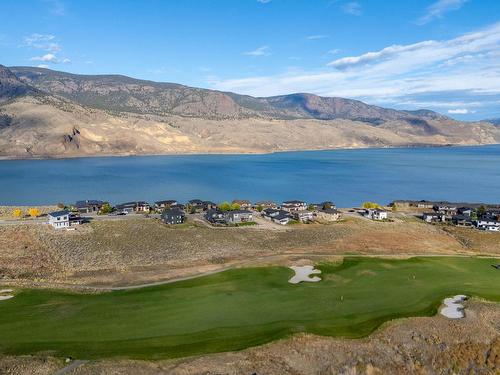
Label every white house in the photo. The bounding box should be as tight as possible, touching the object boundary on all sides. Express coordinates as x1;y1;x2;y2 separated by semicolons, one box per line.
365;209;388;221
282;200;307;212
48;210;70;229
293;210;314;223
476;217;500;231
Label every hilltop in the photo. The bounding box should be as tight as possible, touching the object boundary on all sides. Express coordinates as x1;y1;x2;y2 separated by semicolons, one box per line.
1;65;499;159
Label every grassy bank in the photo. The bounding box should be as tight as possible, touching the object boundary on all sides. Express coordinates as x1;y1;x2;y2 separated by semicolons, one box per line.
0;256;498;359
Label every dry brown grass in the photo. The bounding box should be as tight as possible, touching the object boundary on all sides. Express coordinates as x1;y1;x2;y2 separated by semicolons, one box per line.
0;217;498;286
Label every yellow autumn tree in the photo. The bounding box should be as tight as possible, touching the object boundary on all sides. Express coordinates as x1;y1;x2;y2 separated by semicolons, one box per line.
28;208;40;218
362;202;382;209
12;208;23;218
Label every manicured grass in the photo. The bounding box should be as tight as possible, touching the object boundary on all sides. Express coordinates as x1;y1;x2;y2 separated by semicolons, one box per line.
0;257;498;359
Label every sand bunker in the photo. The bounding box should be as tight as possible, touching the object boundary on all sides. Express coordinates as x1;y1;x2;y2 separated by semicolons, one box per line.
0;289;14;301
440;295;467;319
289;266;322;284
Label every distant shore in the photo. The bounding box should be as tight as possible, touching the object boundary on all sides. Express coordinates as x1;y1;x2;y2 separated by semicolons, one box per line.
0;142;492;161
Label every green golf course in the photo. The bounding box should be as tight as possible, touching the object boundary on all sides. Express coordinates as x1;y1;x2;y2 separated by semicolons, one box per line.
0;256;498;359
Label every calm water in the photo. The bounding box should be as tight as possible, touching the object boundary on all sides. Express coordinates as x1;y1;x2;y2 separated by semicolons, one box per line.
0;146;499;207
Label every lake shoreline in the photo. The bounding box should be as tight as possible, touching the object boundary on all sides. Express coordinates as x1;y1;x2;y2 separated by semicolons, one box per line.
0;142;490;161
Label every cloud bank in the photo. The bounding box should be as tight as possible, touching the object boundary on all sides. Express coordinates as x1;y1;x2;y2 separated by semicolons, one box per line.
209;22;500;114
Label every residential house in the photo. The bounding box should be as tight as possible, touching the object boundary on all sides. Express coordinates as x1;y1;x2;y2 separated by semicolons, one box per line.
310;201;336;211
171;203;186;211
75;200;104;214
476;216;500;231
253;201;278;210
457;207;474;217
452;214;473;227
202;201;217;211
315;208;342;221
433;203;458;217
48;210;70;229
261;208;292;225
232;200;252;210
293;210;314;223
282;200;307;212
154;200;177;211
116;201;150;214
69;212;83;225
188;199;204;213
205;208;226;224
224;210;253;224
422;212;446;223
161;208;186;225
272;211;293;225
365;209;388;221
262;208;281;219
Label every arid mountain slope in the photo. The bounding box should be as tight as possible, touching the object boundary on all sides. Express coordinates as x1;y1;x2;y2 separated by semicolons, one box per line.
1;65;499;159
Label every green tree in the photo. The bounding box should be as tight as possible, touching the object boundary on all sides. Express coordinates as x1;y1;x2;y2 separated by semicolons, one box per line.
477;206;486;216
323;202;332;210
230;203;241;211
307;204;316;211
100;203;113;214
218;202;231;211
256;205;263;212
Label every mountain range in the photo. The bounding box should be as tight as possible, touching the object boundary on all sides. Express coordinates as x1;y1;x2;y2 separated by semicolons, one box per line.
1;64;499;159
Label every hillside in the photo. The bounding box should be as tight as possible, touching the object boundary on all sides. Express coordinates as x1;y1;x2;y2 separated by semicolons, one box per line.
1;65;499;159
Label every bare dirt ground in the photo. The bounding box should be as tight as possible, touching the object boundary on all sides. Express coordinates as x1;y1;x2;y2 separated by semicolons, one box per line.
0;216;498;288
1;300;498;375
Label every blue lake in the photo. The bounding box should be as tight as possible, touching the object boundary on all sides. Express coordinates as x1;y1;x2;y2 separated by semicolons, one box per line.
0;145;499;207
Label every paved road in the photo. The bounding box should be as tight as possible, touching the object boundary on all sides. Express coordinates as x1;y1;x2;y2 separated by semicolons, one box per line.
53;360;89;375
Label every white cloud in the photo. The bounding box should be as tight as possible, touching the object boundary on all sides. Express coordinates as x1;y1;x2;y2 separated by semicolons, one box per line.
23;33;61;52
257;0;271;3
327;49;341;55
30;53;58;62
448;108;469;114
306;35;329;40
37;64;49;69
62;58;71;64
243;46;271;57
416;0;467;25
342;2;362;16
209;22;500;112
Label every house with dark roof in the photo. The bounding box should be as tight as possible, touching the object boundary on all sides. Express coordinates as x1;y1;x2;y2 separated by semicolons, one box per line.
452;214;473;227
272;211;293;225
205;208;226;224
310;201;336;211
187;199;204;213
476;216;500;231
75;200;104;214
48;210;70;229
261;208;293;225
116;201;150;214
202;201;217;211
161;208;186;225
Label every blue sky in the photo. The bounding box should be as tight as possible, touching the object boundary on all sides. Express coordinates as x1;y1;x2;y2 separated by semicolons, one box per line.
1;0;499;120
